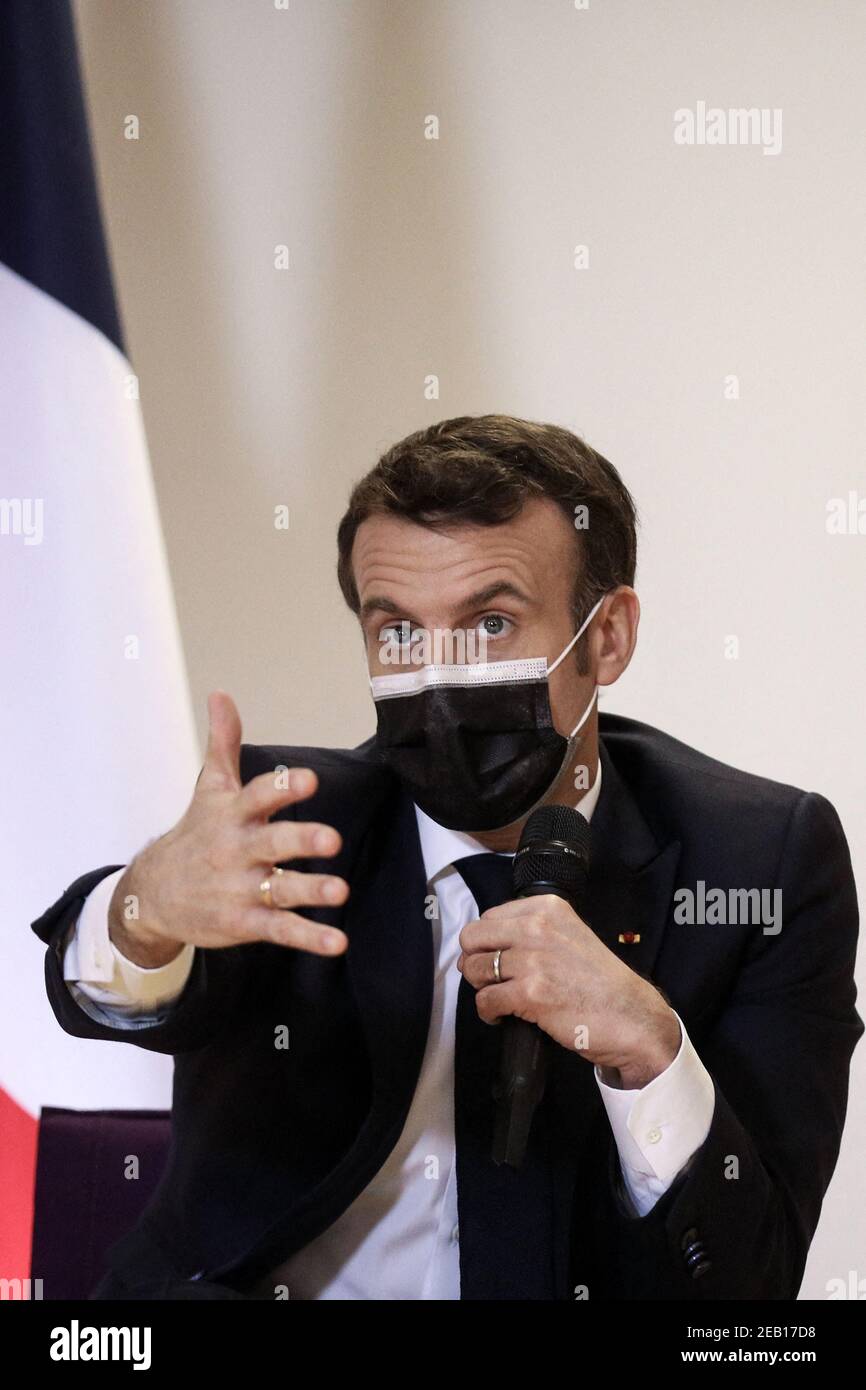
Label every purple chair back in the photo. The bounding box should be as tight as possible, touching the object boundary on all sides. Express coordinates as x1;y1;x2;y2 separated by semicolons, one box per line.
31;1106;172;1300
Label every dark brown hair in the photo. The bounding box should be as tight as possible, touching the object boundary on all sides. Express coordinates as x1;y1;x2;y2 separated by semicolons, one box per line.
337;414;638;671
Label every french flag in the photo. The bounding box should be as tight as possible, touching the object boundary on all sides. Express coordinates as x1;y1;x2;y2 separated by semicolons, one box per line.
0;1;198;1284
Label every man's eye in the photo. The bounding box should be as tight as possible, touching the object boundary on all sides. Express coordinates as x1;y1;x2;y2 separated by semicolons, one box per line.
379;622;412;645
477;614;513;639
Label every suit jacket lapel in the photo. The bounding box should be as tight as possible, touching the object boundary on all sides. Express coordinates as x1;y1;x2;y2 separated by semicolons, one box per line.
212;780;435;1286
547;736;682;1296
290;782;434;1214
582;739;682;981
344;785;434;1120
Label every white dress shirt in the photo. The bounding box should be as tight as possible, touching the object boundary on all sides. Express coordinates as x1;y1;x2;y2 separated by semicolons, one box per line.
62;760;715;1298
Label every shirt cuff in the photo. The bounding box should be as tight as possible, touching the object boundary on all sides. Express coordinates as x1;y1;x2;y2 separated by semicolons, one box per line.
62;866;195;1010
593;1009;715;1217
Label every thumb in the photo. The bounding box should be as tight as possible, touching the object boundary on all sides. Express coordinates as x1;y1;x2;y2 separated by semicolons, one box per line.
200;690;243;792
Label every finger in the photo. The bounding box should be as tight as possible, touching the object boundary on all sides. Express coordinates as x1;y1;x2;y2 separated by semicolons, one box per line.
475;980;522;1025
458;917;525;955
237;765;319;822
476;897;554;920
199;691;243;794
461;947;517;989
471;896;589;933
248;819;342;866
238;906;349;956
258;867;349;911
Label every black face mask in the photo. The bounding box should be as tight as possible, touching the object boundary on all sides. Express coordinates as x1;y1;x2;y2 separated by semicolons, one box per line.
369;599;604;832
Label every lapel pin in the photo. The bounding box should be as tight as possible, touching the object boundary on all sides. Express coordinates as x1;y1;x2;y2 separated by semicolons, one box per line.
618;932;641;945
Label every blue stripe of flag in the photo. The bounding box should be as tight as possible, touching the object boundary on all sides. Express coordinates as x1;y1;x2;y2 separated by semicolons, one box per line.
0;0;124;353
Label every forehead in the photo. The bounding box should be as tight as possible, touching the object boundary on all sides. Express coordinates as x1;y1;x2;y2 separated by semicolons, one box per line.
352;496;578;617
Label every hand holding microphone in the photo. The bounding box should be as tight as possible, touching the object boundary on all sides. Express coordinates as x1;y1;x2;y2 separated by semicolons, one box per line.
457;802;680;1166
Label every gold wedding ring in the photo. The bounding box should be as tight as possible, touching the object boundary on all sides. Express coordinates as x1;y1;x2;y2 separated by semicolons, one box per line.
492;948;502;984
259;865;284;908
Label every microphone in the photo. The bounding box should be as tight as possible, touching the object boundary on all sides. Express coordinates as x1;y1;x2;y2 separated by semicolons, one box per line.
491;803;592;1168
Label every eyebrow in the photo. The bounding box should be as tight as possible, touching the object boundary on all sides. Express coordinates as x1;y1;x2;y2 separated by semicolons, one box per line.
359;581;532;626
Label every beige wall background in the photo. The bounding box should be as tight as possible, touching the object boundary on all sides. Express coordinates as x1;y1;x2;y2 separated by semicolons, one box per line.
73;0;865;1297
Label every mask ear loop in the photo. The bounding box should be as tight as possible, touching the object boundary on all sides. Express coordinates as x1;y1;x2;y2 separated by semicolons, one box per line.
547;594;606;677
568;685;598;739
546;593;606;739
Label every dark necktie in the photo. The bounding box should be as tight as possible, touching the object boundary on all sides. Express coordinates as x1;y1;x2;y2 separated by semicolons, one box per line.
450;852;557;1298
451;853;516;1166
452;852;515;916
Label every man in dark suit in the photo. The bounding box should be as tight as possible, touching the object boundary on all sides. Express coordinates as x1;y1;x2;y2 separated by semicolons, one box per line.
32;414;863;1300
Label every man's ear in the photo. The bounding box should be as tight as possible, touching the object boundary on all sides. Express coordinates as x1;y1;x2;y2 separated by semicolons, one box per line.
595;587;640;687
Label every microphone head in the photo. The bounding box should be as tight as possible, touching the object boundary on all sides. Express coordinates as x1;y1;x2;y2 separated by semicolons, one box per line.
513;803;591;898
